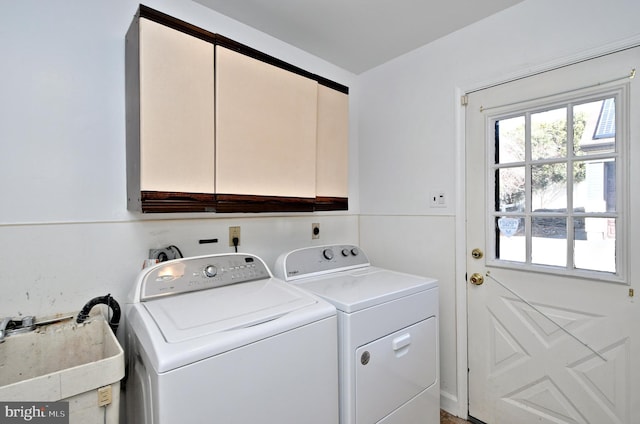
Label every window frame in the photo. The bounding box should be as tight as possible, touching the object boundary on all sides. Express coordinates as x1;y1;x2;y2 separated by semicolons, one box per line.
484;85;629;284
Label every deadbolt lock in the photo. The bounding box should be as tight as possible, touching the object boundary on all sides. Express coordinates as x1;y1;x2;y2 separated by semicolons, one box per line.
471;248;484;259
469;273;484;286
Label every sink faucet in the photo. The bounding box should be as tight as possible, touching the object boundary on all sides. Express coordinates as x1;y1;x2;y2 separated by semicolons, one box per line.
0;316;36;343
0;317;12;343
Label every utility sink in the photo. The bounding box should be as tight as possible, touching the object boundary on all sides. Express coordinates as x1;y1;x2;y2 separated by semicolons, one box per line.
0;315;124;423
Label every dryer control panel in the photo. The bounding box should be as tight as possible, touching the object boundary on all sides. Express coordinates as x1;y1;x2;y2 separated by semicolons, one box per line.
139;254;270;301
275;245;370;281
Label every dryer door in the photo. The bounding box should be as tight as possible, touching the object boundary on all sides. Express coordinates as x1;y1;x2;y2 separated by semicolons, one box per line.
355;317;437;424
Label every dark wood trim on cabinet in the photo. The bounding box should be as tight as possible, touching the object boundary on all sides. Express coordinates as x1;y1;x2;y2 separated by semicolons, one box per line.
141;191;217;213
137;4;348;94
314;197;348;211
216;194;315;213
138;4;217;44
140;192;325;213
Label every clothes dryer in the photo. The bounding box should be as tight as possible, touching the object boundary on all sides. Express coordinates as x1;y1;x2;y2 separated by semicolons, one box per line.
275;245;439;424
125;253;339;424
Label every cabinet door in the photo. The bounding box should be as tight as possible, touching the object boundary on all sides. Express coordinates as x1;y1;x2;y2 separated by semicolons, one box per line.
215;46;317;198
316;85;349;199
138;18;215;193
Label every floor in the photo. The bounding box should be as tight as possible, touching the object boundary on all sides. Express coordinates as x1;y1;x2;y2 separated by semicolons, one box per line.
441;409;472;424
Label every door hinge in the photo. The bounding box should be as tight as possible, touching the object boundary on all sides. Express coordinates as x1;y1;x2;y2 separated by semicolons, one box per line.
461;95;469;106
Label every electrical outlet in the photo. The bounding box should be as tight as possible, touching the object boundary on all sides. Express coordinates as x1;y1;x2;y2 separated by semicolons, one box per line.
429;191;447;208
312;223;320;239
229;226;241;247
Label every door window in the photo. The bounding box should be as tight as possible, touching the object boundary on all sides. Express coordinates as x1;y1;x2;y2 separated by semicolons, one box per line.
490;93;624;279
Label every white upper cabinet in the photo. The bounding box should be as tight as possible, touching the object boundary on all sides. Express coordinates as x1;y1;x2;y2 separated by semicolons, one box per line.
137;18;215;194
215;46;318;199
316;85;349;199
126;6;348;213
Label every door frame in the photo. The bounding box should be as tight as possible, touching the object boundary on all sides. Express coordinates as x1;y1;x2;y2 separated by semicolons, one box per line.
452;36;640;420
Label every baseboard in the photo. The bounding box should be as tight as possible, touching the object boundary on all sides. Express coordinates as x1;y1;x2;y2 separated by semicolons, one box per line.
440;390;466;419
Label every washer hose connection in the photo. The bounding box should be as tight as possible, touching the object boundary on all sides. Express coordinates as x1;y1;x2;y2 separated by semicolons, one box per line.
76;294;121;334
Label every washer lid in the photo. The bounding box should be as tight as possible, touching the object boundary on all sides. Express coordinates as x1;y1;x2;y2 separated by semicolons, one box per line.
295;267;438;313
144;278;317;343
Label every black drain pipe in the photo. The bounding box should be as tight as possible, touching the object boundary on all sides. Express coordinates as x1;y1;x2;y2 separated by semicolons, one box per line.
76;294;121;334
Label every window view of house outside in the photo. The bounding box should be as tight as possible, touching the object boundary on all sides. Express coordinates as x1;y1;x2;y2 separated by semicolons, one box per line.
492;96;618;274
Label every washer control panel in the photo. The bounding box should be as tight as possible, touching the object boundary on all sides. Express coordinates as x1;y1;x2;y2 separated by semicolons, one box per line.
140;254;270;301
276;244;369;281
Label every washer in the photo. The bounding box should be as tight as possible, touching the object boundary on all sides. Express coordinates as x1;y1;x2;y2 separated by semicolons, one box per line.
124;253;339;424
274;245;439;424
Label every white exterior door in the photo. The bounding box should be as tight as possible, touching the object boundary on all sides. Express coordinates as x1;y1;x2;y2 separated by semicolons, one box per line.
466;47;640;424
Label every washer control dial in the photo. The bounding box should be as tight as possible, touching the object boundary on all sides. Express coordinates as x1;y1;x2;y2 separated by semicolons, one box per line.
323;248;334;260
341;248;350;257
203;265;218;278
351;247;359;256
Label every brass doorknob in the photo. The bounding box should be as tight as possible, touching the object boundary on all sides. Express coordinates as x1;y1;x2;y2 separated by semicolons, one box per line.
469;273;484;285
471;248;483;259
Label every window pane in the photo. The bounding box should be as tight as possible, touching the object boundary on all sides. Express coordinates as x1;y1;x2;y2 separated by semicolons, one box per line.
531;108;567;160
496;167;525;212
574;218;616;273
532;163;567;210
496;116;525;164
574;98;615;156
496;217;525;262
490;94;620;278
573;159;616;213
532;216;567;267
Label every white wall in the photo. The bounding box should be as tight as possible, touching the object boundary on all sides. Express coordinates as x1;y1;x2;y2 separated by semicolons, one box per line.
357;0;640;416
0;0;359;318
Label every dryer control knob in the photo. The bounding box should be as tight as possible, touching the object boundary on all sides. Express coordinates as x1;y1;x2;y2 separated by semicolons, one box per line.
341;249;350;257
323;249;334;260
351;248;359;256
203;265;218;278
